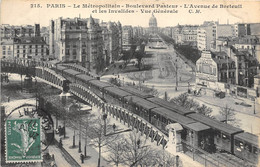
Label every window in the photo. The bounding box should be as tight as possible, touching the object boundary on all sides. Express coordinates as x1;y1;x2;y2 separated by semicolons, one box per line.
23;50;25;53
17;50;19;53
17;45;20;49
23;45;25;48
245;143;252;152
29;49;32;53
73;49;77;55
3;51;6;55
3;46;6;50
253;147;258;154
29;45;32;48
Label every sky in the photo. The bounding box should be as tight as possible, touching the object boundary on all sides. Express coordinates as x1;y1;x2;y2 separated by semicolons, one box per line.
1;0;260;27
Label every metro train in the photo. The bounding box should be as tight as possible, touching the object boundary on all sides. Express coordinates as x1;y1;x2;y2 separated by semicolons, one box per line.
53;64;259;165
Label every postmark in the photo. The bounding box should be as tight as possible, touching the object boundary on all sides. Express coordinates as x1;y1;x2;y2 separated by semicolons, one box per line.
5;118;42;163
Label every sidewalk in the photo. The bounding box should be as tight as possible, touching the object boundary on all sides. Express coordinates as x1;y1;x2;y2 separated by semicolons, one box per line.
91;106;203;167
53;116;111;167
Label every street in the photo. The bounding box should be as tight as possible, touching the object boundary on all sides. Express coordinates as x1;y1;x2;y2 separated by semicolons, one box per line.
101;39;260;137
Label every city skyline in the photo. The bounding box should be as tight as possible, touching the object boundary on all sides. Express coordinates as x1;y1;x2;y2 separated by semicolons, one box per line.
1;0;260;27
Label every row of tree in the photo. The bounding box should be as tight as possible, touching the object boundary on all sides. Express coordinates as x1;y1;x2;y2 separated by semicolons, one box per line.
165;92;239;127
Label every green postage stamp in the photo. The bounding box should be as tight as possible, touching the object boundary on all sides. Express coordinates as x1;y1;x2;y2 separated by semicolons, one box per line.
5;118;42;163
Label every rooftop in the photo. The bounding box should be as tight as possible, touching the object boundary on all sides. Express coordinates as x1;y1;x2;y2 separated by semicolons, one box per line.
235;132;259;146
187;113;243;135
104;87;131;97
89;80;112;88
13;37;46;45
125;96;159;110
151;107;196;126
147;97;195;115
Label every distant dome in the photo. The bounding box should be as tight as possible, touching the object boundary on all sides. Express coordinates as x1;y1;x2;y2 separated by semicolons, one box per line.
149;13;157;28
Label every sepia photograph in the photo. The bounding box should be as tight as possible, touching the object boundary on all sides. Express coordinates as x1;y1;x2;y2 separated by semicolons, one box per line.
0;0;260;166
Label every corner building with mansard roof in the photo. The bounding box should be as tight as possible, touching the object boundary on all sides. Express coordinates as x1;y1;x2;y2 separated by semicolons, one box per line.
49;15;104;73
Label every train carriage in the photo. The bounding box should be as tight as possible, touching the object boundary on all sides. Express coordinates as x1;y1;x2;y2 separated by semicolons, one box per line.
146;97;195;116
63;69;82;82
234;132;259;164
103;87;132;106
150;107;196;134
121;86;154;99
88;80;112;99
124;96;159;122
187;113;243;153
75;74;96;88
54;65;68;75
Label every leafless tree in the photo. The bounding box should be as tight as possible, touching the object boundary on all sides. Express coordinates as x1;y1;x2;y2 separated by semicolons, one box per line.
150;149;183;167
88;116;118;167
106;136;125;167
219;104;240;127
121;132;153;167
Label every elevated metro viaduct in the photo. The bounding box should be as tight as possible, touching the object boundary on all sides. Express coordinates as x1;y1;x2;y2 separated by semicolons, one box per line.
1;58;169;148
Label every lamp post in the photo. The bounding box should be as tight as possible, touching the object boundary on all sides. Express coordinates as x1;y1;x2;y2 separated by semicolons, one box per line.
103;113;107;136
78;102;82;153
60;92;71;139
175;59;178;91
254;97;256;114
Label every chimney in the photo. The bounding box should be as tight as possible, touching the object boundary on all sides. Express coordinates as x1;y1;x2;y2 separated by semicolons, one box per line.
34;24;40;37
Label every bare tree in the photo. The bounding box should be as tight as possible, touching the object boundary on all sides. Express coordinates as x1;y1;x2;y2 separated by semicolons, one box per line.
219;104;240;127
121;132;153;167
149;149;183;167
106;136;125;167
88;116;118;167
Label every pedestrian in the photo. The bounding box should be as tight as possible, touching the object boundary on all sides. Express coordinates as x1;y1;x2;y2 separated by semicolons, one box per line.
80;154;84;164
59;138;63;148
7;96;10;102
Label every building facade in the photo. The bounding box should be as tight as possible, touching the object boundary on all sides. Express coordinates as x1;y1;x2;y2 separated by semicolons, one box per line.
49;16;104;73
0;24;40;41
100;21;122;65
196;51;218;87
13;37;48;60
122;25;133;50
0;40;13;59
197;22;217;51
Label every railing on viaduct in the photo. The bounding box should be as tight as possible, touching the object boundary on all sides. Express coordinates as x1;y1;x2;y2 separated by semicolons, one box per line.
1;59;169;148
69;83;169;148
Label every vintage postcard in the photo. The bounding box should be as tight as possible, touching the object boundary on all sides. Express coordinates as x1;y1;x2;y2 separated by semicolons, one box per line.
1;0;260;167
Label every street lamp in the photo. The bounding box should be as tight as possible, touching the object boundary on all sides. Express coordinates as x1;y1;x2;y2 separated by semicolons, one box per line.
103;113;108;135
175;59;178;91
254;97;256;114
59;92;72;139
